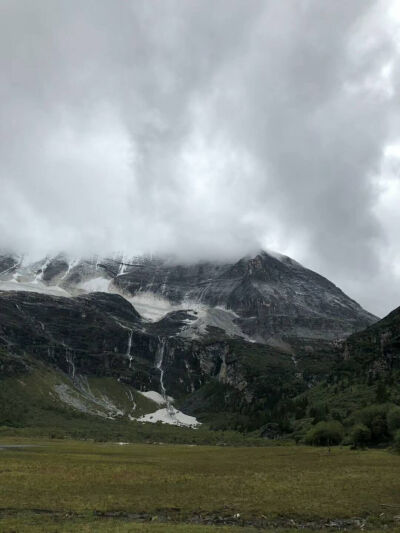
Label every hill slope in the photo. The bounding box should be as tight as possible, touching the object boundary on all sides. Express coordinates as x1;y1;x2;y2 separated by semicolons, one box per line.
0;250;376;346
0;249;383;438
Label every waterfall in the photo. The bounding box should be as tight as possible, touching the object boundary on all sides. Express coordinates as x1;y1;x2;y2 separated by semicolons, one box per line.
117;254;129;276
155;337;174;416
115;319;134;369
34;256;52;282
126;329;133;368
65;346;76;379
61;258;78;280
126;389;136;418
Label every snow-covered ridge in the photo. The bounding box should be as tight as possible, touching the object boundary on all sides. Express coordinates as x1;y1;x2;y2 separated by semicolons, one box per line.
0;253;253;343
0;249;377;345
0;278;70;297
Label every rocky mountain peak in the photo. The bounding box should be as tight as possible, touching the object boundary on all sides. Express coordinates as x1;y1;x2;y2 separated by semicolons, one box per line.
0;249;377;346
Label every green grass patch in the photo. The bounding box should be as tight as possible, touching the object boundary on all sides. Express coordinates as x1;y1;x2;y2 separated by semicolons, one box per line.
0;438;399;532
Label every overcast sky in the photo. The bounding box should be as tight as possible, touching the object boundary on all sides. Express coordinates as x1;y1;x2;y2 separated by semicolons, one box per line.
1;1;400;316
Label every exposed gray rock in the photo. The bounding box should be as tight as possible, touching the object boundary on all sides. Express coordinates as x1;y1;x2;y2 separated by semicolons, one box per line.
0;249;378;428
0;250;377;347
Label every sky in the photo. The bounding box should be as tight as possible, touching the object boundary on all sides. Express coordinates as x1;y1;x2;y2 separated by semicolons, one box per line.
0;0;400;317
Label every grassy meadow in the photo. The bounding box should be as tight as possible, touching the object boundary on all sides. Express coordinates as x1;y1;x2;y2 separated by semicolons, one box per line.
0;438;400;531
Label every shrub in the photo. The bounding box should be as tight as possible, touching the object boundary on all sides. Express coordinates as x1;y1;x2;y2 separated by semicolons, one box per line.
350;423;370;448
375;381;389;403
305;421;344;446
370;414;389;443
355;404;390;444
331;410;343;422
309;402;329;425
387;406;400;436
394;430;400;454
356;404;387;426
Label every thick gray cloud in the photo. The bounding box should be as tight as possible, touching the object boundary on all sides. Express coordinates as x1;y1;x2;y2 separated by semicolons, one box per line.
1;0;400;316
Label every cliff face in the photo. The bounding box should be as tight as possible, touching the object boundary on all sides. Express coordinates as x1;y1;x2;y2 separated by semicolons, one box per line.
0;250;376;345
0;288;320;429
342;306;400;376
114;252;376;341
0;290;296;394
0;249;377;430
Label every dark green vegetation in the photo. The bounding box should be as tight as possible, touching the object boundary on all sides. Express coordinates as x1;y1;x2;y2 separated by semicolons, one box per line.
0;356;262;446
1;299;400;448
1;261;400;531
0;440;400;532
290;305;400;448
186;306;400;447
0;250;379;445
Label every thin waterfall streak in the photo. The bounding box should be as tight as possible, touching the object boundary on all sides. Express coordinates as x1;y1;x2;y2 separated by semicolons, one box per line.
155;337;175;416
126;329;133;368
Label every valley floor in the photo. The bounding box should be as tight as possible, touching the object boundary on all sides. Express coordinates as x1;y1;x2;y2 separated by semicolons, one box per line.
0;439;400;532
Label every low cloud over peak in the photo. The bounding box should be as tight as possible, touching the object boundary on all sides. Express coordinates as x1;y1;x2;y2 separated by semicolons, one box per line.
1;0;400;316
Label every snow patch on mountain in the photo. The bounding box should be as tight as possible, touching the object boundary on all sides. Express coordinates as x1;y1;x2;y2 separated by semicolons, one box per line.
126;290;249;339
137;407;200;427
0;279;70;297
138;390;174;405
179;305;247;340
128;292;176;321
77;276;112;293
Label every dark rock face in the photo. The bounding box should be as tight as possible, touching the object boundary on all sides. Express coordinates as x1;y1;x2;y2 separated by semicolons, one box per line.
0;249;379;428
0;250;376;345
0;291;276;401
41;258;69;281
0;289;316;429
0;292;138;369
113;251;376;343
342;305;400;375
0;253;19;275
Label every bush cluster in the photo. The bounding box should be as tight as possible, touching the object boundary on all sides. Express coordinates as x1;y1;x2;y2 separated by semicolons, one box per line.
350;404;400;449
302;403;400;449
305;421;344;446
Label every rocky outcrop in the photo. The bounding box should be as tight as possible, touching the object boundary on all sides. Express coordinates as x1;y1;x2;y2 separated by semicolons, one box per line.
115;252;375;328
0;253;20;275
0;291;152;385
0;248;379;429
0;291;276;396
0;288;314;430
342;305;400;376
0;250;376;348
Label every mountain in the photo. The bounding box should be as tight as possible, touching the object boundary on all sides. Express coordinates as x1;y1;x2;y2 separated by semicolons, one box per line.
0;288;307;431
342;305;400;376
0;250;376;344
0;249;379;435
286;305;400;446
